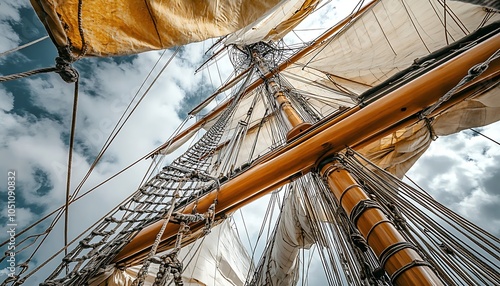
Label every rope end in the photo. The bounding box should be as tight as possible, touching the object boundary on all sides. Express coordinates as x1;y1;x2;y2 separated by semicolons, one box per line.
55;57;79;83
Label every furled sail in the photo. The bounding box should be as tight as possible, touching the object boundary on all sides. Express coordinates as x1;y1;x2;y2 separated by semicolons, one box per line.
224;0;320;45
29;0;285;58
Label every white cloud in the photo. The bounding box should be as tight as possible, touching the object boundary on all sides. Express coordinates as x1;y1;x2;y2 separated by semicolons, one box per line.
407;122;500;235
0;86;14;111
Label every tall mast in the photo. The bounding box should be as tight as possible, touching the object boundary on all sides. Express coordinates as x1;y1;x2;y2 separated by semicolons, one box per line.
115;32;500;265
153;0;379;155
251;46;312;139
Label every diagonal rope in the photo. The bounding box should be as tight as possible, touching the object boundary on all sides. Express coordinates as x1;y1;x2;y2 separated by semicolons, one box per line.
70;47;180;204
470;128;500;146
0;35;49;58
0;67;57;82
421;49;500;118
0;56;79;83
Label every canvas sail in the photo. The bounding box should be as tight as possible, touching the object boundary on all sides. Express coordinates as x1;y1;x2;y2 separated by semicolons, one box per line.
29;0;324;59
224;0;321;45
168;0;500;178
4;0;500;285
29;0;284;58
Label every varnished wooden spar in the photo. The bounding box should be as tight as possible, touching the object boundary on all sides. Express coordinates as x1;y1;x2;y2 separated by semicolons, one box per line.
114;32;500;267
318;158;443;285
151;0;378;156
261;44;442;285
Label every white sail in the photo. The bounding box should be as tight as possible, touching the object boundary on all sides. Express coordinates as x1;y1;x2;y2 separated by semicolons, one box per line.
287;0;499;93
90;220;252;286
2;0;500;285
224;0;320;45
252;188;316;285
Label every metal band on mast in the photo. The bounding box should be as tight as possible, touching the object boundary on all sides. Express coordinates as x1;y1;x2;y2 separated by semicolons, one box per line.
317;156;443;285
254;43;444;285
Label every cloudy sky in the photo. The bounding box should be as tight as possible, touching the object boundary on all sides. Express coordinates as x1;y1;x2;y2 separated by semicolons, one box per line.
0;0;499;284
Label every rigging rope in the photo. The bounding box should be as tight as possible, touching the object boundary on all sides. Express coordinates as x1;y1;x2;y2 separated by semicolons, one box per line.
0;56;79;83
70;47;179;204
0;49;185;285
9;47;257;285
421;49;500;118
0;67;57;82
343;148;500;285
64;78;80;272
470;128;500;145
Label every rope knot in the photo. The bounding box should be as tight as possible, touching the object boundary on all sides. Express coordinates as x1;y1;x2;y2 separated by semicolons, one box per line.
55;57;79;83
468;62;488;77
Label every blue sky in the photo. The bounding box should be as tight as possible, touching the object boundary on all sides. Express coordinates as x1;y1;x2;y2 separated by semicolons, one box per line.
0;0;499;285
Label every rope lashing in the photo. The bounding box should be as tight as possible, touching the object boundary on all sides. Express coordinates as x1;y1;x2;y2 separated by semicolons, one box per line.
55;57;79;83
390;260;434;284
0;56;78;83
378;241;419;269
420;49;500;118
349;199;384;226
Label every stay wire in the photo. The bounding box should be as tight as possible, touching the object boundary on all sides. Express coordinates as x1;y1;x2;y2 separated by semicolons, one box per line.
0;116;191;281
71;48;178;203
470;128;500;146
6;48;178;260
64;77;80;273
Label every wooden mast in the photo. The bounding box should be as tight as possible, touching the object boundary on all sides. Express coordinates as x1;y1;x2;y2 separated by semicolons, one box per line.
114;33;500;266
251;48;312;140
151;0;379;156
317;156;443;285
